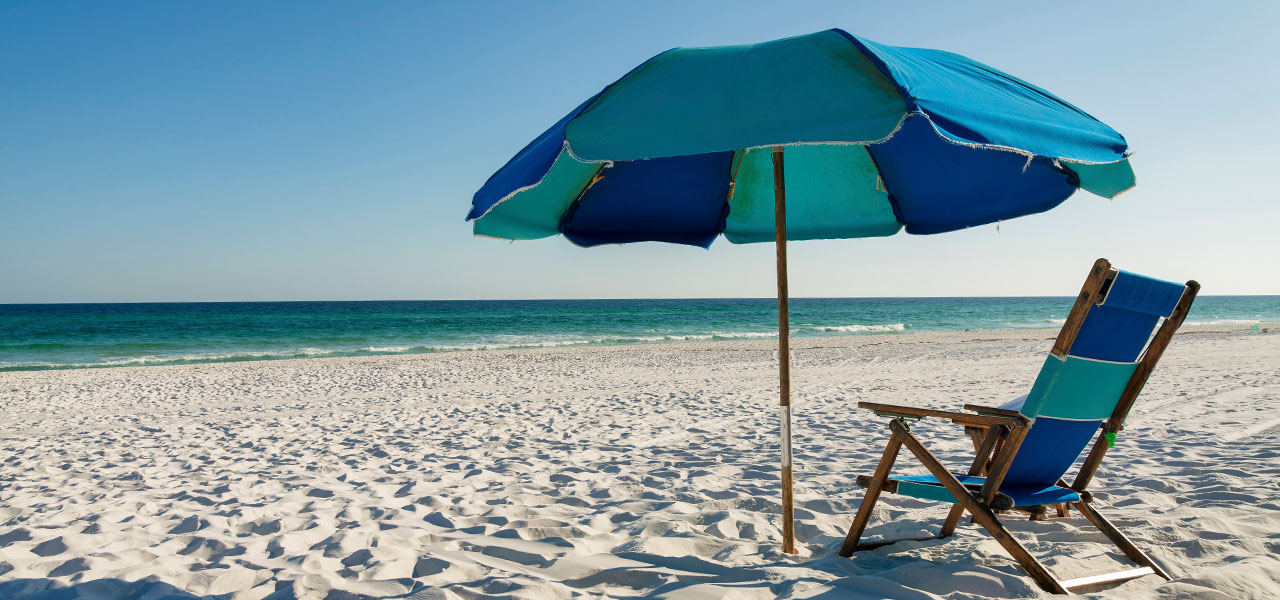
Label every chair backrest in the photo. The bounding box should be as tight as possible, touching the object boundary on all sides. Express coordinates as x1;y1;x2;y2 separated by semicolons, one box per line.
1001;264;1194;488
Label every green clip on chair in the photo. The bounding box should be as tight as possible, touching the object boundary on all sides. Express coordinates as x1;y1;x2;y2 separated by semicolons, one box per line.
838;259;1199;595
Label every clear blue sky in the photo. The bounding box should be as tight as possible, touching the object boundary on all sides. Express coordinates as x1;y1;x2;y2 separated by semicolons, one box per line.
2;1;1276;302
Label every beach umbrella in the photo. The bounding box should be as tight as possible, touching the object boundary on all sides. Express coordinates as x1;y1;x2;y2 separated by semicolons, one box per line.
465;29;1134;554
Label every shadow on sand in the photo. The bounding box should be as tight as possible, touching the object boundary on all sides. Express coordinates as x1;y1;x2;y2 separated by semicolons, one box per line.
0;576;446;600
0;577;205;599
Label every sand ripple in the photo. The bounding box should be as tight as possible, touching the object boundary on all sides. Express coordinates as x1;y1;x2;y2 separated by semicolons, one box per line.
0;329;1277;598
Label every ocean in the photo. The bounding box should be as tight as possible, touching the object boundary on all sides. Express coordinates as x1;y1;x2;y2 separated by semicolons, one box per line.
1;296;1275;371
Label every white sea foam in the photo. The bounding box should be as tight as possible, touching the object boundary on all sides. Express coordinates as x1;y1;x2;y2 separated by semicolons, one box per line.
1;349;343;371
371;332;770;353
2;327;906;371
1185;319;1261;326
5;334;799;371
707;331;777;338
810;323;906;333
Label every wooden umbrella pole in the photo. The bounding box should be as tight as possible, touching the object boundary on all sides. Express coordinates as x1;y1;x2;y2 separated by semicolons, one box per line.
772;145;796;554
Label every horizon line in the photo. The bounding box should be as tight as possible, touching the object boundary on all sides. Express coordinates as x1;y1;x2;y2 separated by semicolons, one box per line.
2;293;1275;306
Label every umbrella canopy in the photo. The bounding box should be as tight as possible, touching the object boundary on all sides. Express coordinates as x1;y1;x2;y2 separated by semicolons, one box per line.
465;29;1134;555
467;28;1133;245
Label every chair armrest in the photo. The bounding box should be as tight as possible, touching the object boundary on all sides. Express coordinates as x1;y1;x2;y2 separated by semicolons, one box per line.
859;402;1026;428
963;404;1024;418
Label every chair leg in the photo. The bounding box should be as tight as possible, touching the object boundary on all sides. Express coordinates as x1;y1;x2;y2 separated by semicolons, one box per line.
940;505;966;536
966;426;985;453
891;420;1068;594
942;424;1005;537
1057;503;1070;518
986;436;1007;476
1074;501;1172;580
975;512;1067;594
839;428;904;557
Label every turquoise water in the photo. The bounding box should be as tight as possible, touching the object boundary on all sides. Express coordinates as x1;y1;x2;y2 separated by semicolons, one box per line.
1;296;1275;371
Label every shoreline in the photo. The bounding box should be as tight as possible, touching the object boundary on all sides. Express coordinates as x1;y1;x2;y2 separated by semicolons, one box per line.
2;321;1274;374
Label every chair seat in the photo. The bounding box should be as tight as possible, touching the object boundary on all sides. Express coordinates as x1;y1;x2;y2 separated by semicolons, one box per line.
891;474;1081;507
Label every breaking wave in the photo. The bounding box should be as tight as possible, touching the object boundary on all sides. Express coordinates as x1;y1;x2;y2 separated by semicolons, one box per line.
1184;319;1261;326
810;323;906;333
0;331;791;371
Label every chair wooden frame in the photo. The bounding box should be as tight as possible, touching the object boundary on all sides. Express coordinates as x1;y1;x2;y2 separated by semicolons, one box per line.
837;259;1200;595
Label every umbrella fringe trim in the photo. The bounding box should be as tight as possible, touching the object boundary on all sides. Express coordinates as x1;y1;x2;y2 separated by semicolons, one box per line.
912;111;1133;172
561;111;913;161
912;111;1134;198
471;111;1135;233
468;143;612;223
477;113;913;232
1053;159;1138;200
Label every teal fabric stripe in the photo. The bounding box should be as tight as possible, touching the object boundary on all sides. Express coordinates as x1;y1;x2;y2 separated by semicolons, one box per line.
564;30;907;161
724;145;902;243
1062;158;1136;198
472;150;601;240
892;474;1082;507
1023;355;1138;420
896;480;964;504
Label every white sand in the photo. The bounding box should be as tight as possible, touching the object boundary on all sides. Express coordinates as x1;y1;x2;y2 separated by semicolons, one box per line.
1;326;1277;599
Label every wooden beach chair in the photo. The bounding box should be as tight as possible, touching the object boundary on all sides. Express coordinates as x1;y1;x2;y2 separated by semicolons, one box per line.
837;258;1199;594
